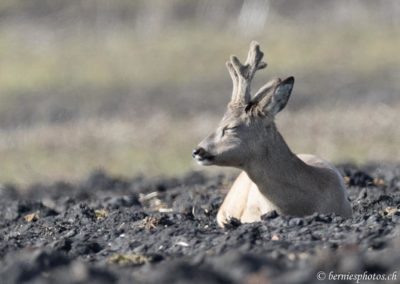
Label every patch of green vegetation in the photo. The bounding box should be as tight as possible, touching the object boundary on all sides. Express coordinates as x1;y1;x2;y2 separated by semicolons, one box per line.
0;24;399;98
0;119;199;185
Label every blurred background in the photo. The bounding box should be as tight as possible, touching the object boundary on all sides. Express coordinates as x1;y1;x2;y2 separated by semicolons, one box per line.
0;0;399;185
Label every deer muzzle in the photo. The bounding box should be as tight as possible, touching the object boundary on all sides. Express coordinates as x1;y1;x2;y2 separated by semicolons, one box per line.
192;147;215;165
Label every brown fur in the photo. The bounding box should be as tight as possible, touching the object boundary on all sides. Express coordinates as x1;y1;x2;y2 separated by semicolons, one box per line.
193;41;352;227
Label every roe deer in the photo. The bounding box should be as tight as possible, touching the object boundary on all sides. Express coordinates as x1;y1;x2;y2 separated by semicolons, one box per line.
192;41;352;227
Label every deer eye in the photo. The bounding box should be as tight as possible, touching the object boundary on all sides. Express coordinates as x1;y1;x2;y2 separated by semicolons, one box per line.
222;126;238;136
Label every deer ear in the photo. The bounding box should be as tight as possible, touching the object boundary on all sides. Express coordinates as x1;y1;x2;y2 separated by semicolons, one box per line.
264;76;294;115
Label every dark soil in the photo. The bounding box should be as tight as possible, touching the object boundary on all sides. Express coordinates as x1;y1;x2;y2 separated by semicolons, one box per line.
1;164;400;284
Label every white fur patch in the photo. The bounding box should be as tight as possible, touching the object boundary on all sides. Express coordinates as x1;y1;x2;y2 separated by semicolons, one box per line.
194;156;214;166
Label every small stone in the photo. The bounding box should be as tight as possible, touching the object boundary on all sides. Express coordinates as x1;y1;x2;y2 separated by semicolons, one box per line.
95;209;108;220
271;234;280;241
24;212;40;222
289;218;304;226
261;210;279;220
373;178;386;186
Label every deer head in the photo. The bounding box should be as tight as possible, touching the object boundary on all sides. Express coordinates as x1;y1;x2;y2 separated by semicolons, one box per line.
192;41;295;169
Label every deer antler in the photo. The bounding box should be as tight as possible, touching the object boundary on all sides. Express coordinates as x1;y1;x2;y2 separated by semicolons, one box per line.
227;41;267;106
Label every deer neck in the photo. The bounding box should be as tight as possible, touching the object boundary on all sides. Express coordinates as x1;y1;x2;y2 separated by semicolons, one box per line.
243;126;313;207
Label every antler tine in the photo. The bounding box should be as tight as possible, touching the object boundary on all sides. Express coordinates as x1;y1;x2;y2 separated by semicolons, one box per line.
229;41;267;105
226;61;238;102
245;41;267;76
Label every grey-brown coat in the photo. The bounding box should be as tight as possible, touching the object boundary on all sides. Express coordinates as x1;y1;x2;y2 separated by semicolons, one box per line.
192;41;352;227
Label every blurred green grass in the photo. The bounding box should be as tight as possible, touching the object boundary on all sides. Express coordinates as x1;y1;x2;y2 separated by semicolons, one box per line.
0;3;399;185
1;25;399;96
0;103;399;185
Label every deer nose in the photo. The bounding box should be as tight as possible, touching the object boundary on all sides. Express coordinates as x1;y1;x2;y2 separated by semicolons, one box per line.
192;147;206;158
